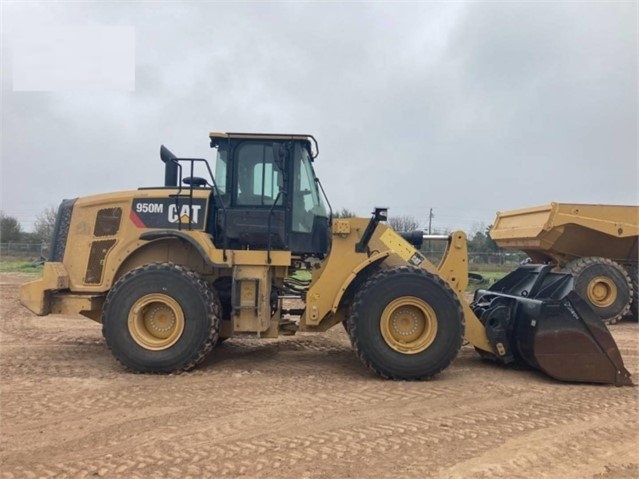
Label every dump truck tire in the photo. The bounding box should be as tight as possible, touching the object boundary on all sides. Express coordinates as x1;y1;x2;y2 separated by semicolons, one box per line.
346;266;464;380
628;265;638;321
102;263;220;373
563;257;632;325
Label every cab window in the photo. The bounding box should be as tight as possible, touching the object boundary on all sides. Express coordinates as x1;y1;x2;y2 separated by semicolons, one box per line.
235;143;282;206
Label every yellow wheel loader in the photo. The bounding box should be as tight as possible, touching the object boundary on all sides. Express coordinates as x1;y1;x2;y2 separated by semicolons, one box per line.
19;133;632;385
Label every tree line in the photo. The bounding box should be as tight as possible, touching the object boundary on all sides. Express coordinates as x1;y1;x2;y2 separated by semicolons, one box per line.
0;208;57;244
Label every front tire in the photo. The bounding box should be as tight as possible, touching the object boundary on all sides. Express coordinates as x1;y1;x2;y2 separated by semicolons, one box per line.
102;263;220;373
346;266;464;380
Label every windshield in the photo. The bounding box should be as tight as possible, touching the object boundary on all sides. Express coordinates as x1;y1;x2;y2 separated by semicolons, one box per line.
299;148;325;213
292;143;327;232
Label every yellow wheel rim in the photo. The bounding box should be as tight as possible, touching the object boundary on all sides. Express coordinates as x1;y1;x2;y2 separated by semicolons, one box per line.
587;276;617;308
380;297;438;355
128;293;185;350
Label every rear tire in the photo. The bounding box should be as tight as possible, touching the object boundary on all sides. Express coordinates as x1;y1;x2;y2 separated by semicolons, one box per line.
102;263;220;373
346;266;464;380
563;257;631;325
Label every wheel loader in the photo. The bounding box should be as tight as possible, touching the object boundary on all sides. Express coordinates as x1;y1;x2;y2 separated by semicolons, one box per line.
19;132;632;385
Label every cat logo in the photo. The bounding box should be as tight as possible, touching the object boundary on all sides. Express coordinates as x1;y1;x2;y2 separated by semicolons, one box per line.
131;198;206;229
168;204;202;224
408;252;425;266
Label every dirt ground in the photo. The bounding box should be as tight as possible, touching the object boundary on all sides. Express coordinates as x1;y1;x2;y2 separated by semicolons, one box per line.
1;273;638;479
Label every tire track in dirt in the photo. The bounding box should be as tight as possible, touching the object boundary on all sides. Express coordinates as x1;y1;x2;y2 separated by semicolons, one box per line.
2;343;542;427
2;379;636;478
2;273;638;479
1;369;524;443
440;419;638;479
0;292;101;346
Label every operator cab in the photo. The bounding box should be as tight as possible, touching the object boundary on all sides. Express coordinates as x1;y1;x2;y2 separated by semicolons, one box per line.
209;132;330;256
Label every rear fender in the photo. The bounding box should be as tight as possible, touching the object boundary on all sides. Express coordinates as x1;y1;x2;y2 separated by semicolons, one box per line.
138;230;224;268
113;235;217;284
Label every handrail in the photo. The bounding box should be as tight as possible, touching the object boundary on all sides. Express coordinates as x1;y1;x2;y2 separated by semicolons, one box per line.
169;157;229;261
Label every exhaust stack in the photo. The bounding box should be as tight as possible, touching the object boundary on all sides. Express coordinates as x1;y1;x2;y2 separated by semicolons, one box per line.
160;145;178;187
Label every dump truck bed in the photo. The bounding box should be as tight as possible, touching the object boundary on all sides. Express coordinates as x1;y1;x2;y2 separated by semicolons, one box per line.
490;203;639;265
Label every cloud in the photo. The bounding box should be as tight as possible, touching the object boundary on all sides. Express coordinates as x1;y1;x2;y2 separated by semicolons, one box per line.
2;2;636;232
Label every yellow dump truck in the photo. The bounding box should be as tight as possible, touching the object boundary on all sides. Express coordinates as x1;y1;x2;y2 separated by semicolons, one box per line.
490;203;639;323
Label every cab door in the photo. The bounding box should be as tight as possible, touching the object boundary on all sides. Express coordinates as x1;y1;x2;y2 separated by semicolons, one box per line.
217;141;287;250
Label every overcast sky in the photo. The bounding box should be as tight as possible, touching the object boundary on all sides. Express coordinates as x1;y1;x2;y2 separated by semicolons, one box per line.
2;2;637;234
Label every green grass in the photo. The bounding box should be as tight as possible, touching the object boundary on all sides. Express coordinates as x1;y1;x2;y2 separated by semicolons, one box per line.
471;271;507;282
0;259;44;274
468;263;522;273
467;270;507;292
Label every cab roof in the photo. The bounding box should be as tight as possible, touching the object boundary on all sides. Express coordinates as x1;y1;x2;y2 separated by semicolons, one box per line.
209;132;313;141
209;132;319;159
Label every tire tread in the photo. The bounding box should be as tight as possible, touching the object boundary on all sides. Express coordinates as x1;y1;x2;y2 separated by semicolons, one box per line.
626;264;638;321
102;262;220;374
346;266;464;380
563;257;632;325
